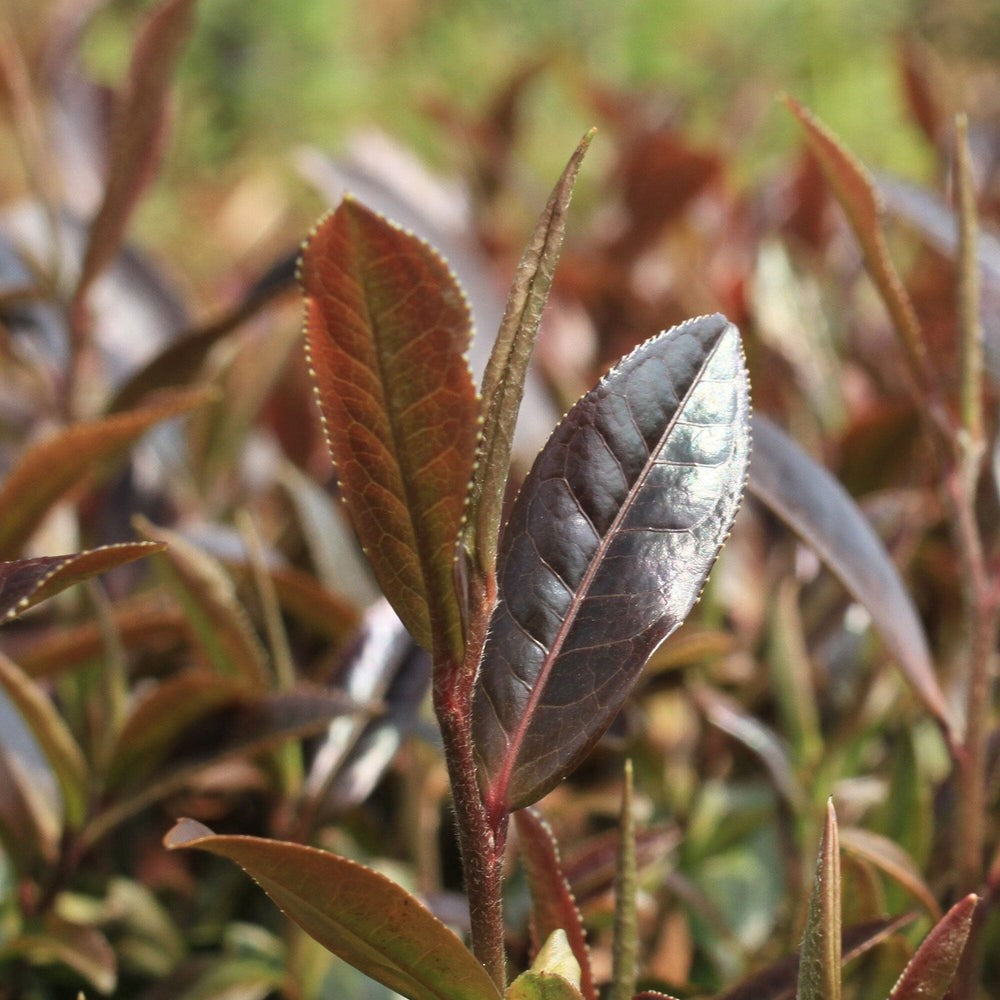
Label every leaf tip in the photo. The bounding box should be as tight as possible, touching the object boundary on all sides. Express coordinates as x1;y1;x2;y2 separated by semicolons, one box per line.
164;817;215;849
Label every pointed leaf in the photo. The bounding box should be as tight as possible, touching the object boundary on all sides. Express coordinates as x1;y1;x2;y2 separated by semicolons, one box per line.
74;0;197;303
887;894;977;1000
515;809;597;1000
0;387;211;559
164;819;502;1000
838;827;940;920
134;518;269;687
0;744;60;869
473;314;751;814
797;799;841;1000
717;913;915;1000
506;972;584;1000
611;759;638;1000
0;543;165;624
0;652;89;829
783;96;929;386
463;129;594;575
748;415;952;733
300;197;479;657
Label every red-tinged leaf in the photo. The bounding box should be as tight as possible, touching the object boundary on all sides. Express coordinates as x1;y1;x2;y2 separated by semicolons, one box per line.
0;652;89;829
0;542;164;624
3;915;116;994
632;994;683;1000
783;96;929;387
887;894;977;1000
0;386;211;560
164;819;502;1000
716;913;916;1000
300;197;479;658
797;800;841;1000
134;518;269;688
89;686;358;842
838;827;940;920
462;129;594;576
515;809;597;1000
14;598;185;680
74;0;197;304
506;972;584;1000
0;745;60;869
473;314;751;815
748;415;952;734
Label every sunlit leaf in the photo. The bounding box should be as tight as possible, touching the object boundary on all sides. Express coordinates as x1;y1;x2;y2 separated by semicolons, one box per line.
887;894;977;1000
506;971;584;1000
134;518;269;687
74;0;197;304
0;652;89;829
300;197;479;658
2;915;116;995
0;543;164;624
463;129;593;576
783;96;929;387
838;827;940;920
514;809;596;1000
748;415;952;733
0;387;211;560
164;819;502;1000
473;314;751;814
797;799;841;1000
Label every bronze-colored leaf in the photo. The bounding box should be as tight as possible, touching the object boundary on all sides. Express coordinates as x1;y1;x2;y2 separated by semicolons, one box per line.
164;819;502;1000
0;386;211;560
797;799;841;1000
300;197;479;658
0;543;165;624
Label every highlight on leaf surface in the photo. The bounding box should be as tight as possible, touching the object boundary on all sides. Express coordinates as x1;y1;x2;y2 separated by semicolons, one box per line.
473;313;751;816
797;799;842;1000
299;197;478;659
164;819;502;1000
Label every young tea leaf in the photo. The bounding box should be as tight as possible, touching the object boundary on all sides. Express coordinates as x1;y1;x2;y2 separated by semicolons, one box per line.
0;543;164;624
887;894;976;1000
300;198;479;659
164;819;502;1000
506;972;584;1000
473;314;750;815
463;128;594;576
797;800;842;1000
514;808;597;1000
748;416;952;734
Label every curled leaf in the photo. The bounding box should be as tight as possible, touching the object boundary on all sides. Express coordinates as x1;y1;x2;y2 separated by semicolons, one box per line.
474;314;751;815
164;819;501;1000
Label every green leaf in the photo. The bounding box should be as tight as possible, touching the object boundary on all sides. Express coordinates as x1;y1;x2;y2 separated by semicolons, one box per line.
514;809;596;1000
473;314;751;814
463;128;594;576
300;197;479;659
74;0;198;305
164;819;502;1000
134;517;270;687
838;827;940;921
0;387;211;560
506;972;584;1000
887;894;977;1000
0;543;165;624
797;799;841;1000
783;96;930;389
611;760;638;1000
0;652;89;829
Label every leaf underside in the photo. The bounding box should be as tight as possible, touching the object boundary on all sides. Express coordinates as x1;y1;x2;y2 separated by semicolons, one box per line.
299;198;478;658
473;313;751;814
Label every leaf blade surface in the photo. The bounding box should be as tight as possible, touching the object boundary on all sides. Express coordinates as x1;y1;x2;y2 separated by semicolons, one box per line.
473;314;751;814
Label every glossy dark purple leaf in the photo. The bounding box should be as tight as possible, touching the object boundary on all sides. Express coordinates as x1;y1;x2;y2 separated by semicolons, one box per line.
748;416;952;733
473;314;751;816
